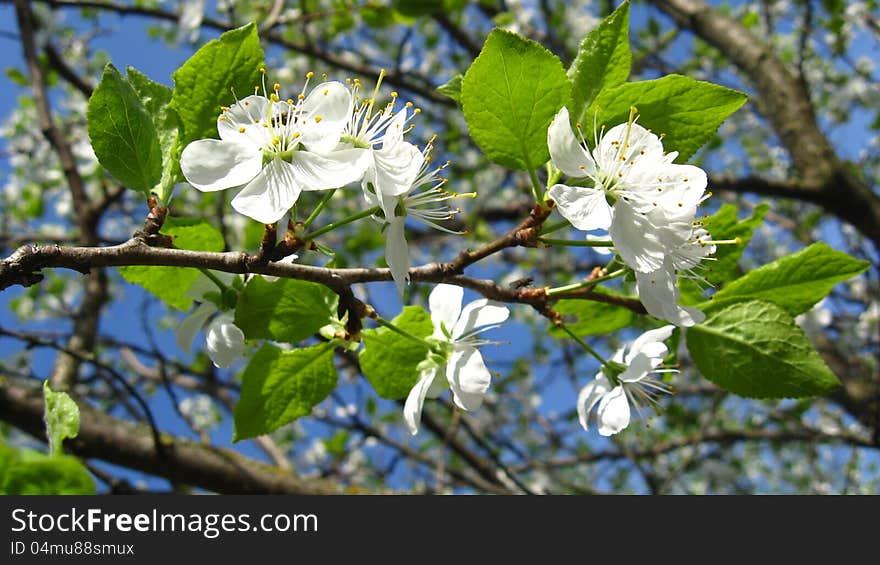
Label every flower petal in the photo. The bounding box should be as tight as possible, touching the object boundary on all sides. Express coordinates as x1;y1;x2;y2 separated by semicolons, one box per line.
447;346;491;411
451;298;509;340
627;325;675;363
403;368;437;435
217;94;270;144
548;184;612;232
385;216;411;295
380;109;408;148
231;158;301;224
175;302;216;353
577;374;612;431
635;266;706;327
372;141;424;196
299;81;353;153
294;148;372;191
180;139;262;192
429;284;463;338
547;107;596;178
596;385;630;436
205;314;245;368
608;201;666;273
594;121;663;174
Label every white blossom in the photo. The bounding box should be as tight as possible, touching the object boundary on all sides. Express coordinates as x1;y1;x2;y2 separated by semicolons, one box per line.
403;284;509;435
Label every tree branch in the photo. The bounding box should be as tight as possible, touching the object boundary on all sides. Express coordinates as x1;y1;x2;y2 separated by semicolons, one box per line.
0;377;370;494
650;0;880;246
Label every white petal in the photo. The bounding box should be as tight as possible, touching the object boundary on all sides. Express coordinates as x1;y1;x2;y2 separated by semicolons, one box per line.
403;368;437;435
175;302;216;353
180;139;262;192
596;385;630;436
635;266;706;328
429;284;463;338
231;158;301;224
205;314;245;368
447;346;491;411
385;216;410;295
299;81;353;153
451;298;509;339
594;122;663;174
627;325;675;362
294;149;372;191
577;374;612;431
372;142;424;196
217;94;270;143
548;184;612;232
609;201;666;273
547;107;596;178
380;109;408;148
639;163;707;221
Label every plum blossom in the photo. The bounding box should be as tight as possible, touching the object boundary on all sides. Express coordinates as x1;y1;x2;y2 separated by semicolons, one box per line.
338;73;424;198
180;75;371;224
364;139;465;294
403;284;509;435
176;272;245;368
546;106;716;327
578;326;676;436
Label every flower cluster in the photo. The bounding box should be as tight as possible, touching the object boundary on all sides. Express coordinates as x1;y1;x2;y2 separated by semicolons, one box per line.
547;107;715;326
179;71;461;294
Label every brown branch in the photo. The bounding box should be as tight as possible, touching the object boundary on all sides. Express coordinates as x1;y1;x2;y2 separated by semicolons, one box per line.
15;0;112;392
14;0;94;243
0;377;364;494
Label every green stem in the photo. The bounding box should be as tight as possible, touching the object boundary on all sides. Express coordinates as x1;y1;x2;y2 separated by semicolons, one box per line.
545;268;627;296
303;206;379;241
302;189;336;230
539;237;613;247
199;269;229;293
558;324;608;367
539;220;570;235
374;317;435;351
528;166;544;205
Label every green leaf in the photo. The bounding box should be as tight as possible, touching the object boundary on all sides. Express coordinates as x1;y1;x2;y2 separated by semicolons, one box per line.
0;442;95;495
706;242;870;315
87;63;162;193
461;29;570;170
234;343;338;440
437;74;463;104
234;276;338;343
170;23;265;147
360;305;433;399
687;300;840;398
43;381;80;457
585;74;747;161
126;67;181;204
702;203;768;286
549;293;635;338
119;217;225;311
568;1;631;120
